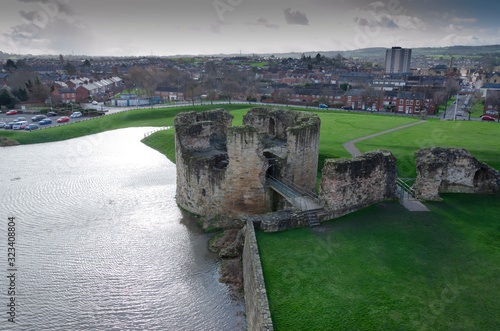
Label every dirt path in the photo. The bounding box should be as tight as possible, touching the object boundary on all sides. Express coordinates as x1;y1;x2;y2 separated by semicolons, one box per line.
342;120;430;212
342;121;427;157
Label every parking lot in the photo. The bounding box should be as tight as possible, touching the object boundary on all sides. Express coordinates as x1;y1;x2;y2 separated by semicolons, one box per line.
0;112;98;131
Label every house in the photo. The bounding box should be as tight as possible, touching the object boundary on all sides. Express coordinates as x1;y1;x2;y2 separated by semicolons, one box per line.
53;88;76;103
484;73;500;85
395;92;426;114
155;87;184;101
371;78;407;91
343;89;365;109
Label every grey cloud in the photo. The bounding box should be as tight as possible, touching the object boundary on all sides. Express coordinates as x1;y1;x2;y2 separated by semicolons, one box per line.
247;18;279;30
284;8;309;25
18;0;74;16
354;16;399;29
380;17;399;29
19;10;38;22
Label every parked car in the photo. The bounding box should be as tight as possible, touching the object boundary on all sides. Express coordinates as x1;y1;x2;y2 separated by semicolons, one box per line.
14;117;27;122
6;110;18;115
39;118;52;125
342;106;353;110
25;124;39;131
318;104;328;109
0;122;5;128
57;116;70;123
4;122;15;129
32;115;46;122
70;112;82;118
46;111;58;117
481;115;495;122
12;121;28;130
92;101;98;105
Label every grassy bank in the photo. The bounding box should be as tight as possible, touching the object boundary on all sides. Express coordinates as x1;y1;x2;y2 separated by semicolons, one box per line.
0;104;248;145
257;193;500;330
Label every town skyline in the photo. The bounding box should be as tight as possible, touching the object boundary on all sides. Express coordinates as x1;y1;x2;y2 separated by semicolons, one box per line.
0;0;499;57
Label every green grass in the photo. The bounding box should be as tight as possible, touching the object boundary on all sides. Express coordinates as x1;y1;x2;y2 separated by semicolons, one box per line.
355;120;500;177
0;104;247;145
470;102;484;118
257;193;500;330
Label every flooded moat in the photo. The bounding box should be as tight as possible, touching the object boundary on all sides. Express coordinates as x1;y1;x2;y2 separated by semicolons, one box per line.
0;128;244;330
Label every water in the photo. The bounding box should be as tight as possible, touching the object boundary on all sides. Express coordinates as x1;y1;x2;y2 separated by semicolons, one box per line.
0;128;244;330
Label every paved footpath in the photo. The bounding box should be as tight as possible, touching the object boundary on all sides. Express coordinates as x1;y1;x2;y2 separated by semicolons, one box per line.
342;121;430;212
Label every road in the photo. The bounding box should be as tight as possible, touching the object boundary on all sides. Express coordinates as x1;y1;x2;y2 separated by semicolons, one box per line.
442;92;478;121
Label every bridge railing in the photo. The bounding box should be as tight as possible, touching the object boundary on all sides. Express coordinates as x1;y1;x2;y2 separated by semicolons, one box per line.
266;175;320;203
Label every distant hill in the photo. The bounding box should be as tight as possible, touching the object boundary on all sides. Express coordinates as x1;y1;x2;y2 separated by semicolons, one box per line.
264;45;500;60
1;45;499;61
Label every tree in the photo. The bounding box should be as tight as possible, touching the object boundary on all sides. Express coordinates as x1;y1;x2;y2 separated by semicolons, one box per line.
82;59;91;66
361;86;380;112
63;62;77;75
59;54;65;65
340;83;352;91
5;59;17;69
27;77;50;102
183;79;201;106
276;88;294;106
0;88;19;109
12;87;29;102
124;67;162;106
433;90;448;117
220;77;241;104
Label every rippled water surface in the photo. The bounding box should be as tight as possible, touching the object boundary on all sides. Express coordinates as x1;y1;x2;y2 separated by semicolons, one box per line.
0;128;244;330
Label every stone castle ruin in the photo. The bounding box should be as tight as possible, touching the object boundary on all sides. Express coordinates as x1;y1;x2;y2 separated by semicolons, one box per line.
413;147;500;201
175;108;500;228
175;108;320;217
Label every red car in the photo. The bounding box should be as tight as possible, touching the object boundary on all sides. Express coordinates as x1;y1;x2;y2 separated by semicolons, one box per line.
57;116;70;123
481;115;495;122
6;110;18;115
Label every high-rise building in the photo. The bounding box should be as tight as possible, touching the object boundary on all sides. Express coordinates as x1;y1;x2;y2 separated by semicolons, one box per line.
385;47;412;74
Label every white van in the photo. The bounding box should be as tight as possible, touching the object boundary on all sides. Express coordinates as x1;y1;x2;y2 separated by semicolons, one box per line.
12;121;28;130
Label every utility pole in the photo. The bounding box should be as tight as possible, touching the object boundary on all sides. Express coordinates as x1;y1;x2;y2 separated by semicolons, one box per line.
453;93;459;121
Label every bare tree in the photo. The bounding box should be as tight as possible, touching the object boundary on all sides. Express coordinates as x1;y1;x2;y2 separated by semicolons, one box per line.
361;86;380;112
276;88;294;106
124;67;162;107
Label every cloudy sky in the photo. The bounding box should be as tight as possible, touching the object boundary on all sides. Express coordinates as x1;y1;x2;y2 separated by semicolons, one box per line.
0;0;499;56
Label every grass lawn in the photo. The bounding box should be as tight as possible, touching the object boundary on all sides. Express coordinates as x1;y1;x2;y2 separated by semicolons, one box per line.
257;193;500;330
0;104;249;145
355;120;500;177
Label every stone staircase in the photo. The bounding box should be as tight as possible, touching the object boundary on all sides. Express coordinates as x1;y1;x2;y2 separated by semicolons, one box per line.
267;176;324;227
297;209;322;227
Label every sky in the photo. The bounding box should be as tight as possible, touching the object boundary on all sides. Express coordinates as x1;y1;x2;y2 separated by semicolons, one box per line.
0;0;499;56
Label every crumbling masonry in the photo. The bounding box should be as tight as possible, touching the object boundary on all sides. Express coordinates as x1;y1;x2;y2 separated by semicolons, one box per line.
175;108;320;217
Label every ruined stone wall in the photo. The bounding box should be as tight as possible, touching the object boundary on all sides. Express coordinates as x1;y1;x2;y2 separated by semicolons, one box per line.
283;117;321;194
243;108;321;194
175;109;233;216
319;150;397;214
222;126;270;216
243;221;274;331
413;147;500;201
